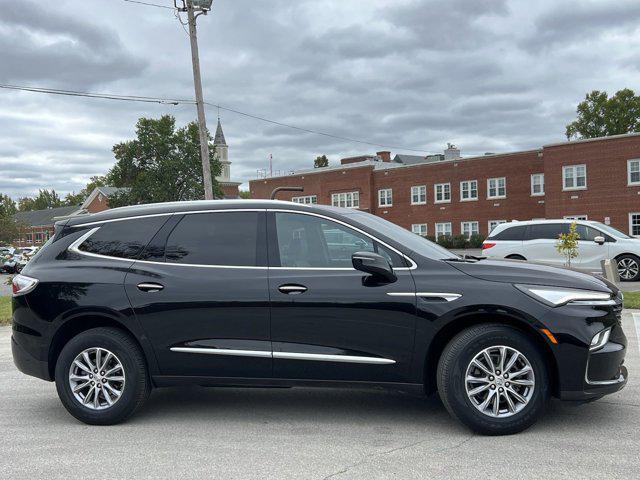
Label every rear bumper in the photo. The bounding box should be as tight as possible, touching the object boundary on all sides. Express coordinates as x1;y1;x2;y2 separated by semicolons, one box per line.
11;334;51;381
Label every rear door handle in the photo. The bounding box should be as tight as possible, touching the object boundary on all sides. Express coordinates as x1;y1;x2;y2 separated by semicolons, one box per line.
278;284;308;295
137;282;164;293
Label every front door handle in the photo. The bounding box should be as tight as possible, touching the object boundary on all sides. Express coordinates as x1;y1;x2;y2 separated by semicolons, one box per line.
278;284;308;295
137;282;164;293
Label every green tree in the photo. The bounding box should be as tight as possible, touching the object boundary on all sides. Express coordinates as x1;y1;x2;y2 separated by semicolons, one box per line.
105;115;222;207
556;221;580;267
566;89;640;140
314;155;329;168
64;175;107;206
0;216;20;244
0;194;17;218
238;190;251;199
18;189;63;211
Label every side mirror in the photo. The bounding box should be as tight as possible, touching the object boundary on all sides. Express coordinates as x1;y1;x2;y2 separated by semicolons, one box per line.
352;251;397;282
594;236;606;245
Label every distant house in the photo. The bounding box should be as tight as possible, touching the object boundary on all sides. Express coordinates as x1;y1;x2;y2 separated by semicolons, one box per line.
81;186;130;213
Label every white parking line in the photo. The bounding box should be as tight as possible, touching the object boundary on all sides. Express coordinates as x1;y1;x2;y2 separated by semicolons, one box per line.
632;312;640;354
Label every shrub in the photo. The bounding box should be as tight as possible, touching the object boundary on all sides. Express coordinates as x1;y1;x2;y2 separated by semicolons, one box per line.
451;234;469;249
468;233;486;249
436;235;454;249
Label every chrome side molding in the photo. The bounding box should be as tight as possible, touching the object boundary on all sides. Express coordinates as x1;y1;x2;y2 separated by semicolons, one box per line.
169;347;272;358
386;292;462;302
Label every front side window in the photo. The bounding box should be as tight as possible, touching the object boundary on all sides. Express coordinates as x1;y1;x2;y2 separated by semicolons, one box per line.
411;185;426;205
487;177;506;198
460;180;478;201
628;159;640;185
461;221;479;239
630;213;640;237
488;219;507;233
164;212;260;266
291;195;317;204
411;223;427;236
274;212;404;268
435;222;452;239
434;183;451;203
79;216;168;260
331;191;359;208
563;164;587;190
531;173;544;196
378;188;393;207
526;223;569;240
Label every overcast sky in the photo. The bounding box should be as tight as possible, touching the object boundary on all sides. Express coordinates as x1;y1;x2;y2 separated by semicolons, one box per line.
1;0;639;199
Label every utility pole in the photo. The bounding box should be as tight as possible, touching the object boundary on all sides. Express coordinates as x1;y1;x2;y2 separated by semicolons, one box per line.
178;0;215;199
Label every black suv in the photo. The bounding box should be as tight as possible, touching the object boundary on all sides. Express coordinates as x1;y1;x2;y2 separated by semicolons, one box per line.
11;200;628;434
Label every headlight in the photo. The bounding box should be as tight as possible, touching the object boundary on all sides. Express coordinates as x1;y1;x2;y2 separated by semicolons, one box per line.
515;284;613;307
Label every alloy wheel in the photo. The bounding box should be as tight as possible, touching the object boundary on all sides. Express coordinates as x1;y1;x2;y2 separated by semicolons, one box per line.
617;258;639;280
68;347;126;410
465;345;535;418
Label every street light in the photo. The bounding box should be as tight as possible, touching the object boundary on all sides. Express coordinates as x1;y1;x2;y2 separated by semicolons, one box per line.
176;0;215;200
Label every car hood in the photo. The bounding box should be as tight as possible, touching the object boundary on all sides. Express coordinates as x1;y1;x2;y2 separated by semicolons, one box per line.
447;258;616;293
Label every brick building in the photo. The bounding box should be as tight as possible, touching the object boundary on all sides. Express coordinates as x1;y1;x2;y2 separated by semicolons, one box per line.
249;133;640;238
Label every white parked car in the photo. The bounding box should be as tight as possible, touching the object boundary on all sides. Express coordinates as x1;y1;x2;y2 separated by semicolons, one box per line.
482;219;640;281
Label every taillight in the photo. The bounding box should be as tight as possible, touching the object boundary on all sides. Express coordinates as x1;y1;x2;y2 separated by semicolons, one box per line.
482;242;496;250
12;274;39;296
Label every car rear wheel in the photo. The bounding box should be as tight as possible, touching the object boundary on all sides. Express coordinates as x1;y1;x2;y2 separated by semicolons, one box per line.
616;254;640;282
437;324;549;435
505;254;526;261
54;327;151;425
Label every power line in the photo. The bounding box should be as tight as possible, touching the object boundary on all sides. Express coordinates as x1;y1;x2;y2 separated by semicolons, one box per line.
121;0;175;10
0;83;429;153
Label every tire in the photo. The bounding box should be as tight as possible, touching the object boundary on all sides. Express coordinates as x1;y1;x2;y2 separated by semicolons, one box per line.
616;254;640;282
54;327;151;425
505;254;526;261
437;324;549;435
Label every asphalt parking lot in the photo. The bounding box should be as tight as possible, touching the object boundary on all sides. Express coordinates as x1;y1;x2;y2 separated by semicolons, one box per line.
1;313;638;479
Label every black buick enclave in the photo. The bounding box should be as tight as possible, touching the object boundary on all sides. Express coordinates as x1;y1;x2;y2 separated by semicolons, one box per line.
11;200;628;434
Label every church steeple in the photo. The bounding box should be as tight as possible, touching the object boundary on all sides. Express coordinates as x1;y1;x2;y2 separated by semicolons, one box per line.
214;118;227;146
214;117;230;182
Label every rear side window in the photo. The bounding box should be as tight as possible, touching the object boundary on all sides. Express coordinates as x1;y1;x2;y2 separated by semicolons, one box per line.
80;216;168;259
525;223;569;240
488;225;526;241
165;212;262;266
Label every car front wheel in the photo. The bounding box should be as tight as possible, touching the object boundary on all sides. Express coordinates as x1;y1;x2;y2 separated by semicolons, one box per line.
437;324;549;435
54;327;151;425
616;254;640;282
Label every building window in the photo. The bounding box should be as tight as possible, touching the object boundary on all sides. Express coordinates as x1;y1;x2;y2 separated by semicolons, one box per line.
411;185;426;205
26;233;33;243
461;221;479;239
378;188;393;207
563;164;587;190
531;173;544;196
291;195;317;205
488;219;507;233
34;232;43;244
564;215;588;220
630;213;640;237
434;183;451;203
435;222;452;239
411;224;428;237
460;180;478;201
487;177;506;199
628;159;640;185
331;191;359;208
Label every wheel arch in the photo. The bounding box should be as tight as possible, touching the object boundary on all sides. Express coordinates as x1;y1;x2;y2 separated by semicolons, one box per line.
423;309;558;397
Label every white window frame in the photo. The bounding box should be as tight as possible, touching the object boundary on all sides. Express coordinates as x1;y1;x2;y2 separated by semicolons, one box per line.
378;188;393;207
563;215;588;220
434;183;451;203
562;164;587;191
411;223;428;237
291;195;317;205
628;159;640;186
487;177;506;199
630;212;640;237
410;185;427;205
331;191;360;208
460;180;478;201
435;222;452;239
460;221;479;239
530;173;545;196
488;219;507;233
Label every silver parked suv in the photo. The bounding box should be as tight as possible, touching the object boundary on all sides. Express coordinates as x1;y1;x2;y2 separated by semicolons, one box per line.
482;219;640;281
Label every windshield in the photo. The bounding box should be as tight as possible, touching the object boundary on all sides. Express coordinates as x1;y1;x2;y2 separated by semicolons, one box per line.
346;210;455;260
590;222;632;239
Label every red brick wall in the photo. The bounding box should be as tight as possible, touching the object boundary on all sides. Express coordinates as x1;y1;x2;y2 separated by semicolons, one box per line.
85;193;110;213
221;184;240;198
14;225;52;247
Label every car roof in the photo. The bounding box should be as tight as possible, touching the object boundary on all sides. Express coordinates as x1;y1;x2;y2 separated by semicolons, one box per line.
63;199;355;227
491;219;607;234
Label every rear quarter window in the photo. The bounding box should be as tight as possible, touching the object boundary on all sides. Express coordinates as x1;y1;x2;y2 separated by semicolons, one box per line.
488;225;527;241
79;216;169;259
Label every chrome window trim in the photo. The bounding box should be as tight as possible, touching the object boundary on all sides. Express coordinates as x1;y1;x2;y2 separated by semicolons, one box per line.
170;347;395;365
67;208;417;271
